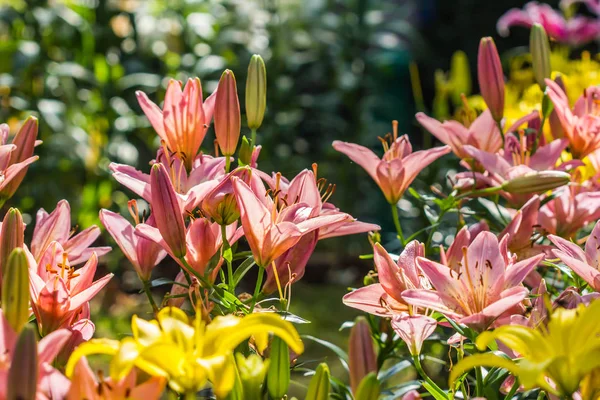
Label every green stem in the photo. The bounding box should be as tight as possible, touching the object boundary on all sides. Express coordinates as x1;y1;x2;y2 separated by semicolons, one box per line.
142;280;159;314
412;354;447;399
221;225;234;292
496;119;505;146
456;184;504;200
503;379;519;400
225;156;231;173
475;366;484;396
250;128;257;146
249;267;265;313
390;203;405;246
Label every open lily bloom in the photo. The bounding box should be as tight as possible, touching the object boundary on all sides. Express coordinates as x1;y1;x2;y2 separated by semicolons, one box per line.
416;109;502;159
550;219;600;291
539;186;600;238
66;307;304;398
136;78;217;170
546;80;600;159
499;195;550;259
0;310;71;400
333;127;450;204
403;231;544;331
67;356;166;400
29;243;113;335
451;301;600;396
31;200;111;265
497;1;600;45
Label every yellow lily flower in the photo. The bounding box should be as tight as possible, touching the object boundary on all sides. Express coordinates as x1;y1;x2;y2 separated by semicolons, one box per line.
450;300;600;396
66;308;304;399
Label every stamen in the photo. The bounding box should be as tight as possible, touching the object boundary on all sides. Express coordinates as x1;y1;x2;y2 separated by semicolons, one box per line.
392;120;398;141
214;139;219;157
128;200;140;225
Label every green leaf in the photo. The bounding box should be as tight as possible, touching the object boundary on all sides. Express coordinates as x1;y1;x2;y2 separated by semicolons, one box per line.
378;359;411;381
232;257;255;287
422;381;449;400
302;335;349;371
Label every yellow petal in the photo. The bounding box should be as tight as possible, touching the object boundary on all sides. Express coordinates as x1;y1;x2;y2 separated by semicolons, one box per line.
110;337;142;382
199;354;237;399
132;315;162;346
158;307;190;324
476;325;548;360
65;339;120;378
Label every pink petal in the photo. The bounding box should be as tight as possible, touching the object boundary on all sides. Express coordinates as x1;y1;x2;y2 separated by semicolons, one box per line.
401;289;462;319
332;141;382;185
69;273;114;311
136;90;167;142
342;284;396;317
553;250;600;291
38;329;71;364
31;200;71;261
459;286;528;330
391;314;437;355
503;254;545;289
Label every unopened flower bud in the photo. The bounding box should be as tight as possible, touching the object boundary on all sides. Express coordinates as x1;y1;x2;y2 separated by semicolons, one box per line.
354;372;381;400
236;353;269;400
449;50;471;105
1;117;39;202
215;70;241;156
530;23;551;89
267;336;290;399
478;37;505;122
238;136;252;166
502;171;570;194
0;208;24;287
305;363;330;400
7;326;38;400
246;54;267;131
2;248;30;334
349;316;377;393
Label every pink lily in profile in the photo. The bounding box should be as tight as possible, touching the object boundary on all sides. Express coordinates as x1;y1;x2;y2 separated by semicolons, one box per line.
31;200;111;265
497;1;600;45
100;204;167;282
545;80;600;159
29;243;113;335
416;109;502;160
550;219;600;291
56;319;95;367
403;231;544;331
231;177;351;268
136;78;216;170
110;151;224;212
499;196;548;258
67;357;166;400
0;310;71;400
333;122;450;204
538;186;600;238
0;117;41;204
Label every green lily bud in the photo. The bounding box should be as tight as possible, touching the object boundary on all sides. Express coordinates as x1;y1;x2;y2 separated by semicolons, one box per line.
246;54;267;131
354;373;381;400
236;353;269;400
349;317;377;393
502;171;570;194
449;50;471;105
0;208;24;288
238;136;252;167
267;336;290;399
2;248;30;333
7;326;38;400
305;363;330;400
530;23;551;89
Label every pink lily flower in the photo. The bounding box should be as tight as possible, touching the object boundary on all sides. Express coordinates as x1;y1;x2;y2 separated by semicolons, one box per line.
0;310;71;400
403;231;544;331
545;79;600;159
67;357;166;400
539;186;600;238
499;195;549;258
31;200;111;265
550;219;600;291
136;78;216;170
100;205;167;282
391;314;437;356
29;243;113;335
230;177;351;268
416;110;502;160
333;124;450;204
110;151;224;213
497;1;600;45
56;319;95;367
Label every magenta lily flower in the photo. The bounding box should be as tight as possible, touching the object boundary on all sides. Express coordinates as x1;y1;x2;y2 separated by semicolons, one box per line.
29;243;113;335
136;78;216;170
0;310;71;400
539;186;600;238
497;1;600;45
333;128;450;204
550;220;600;291
100;206;167;282
31;200;111;265
499;195;548;258
545;79;600;159
416;110;502;160
403;231;544;331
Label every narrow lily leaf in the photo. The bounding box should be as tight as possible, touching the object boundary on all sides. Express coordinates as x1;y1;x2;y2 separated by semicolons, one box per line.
302;335;349;371
232;257;255;287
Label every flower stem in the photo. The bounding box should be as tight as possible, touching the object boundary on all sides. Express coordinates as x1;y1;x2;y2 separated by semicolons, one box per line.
142;279;159;315
251;128;257;146
225;156;231;173
503;379;519;400
475;366;484;396
249;266;264;313
456;184;504;200
412;354;447;399
221;225;234;292
390;203;405;246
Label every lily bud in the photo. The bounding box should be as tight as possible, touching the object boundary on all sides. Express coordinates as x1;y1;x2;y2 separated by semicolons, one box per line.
236;353;269;400
238;136;252;167
215;70;241;156
2;117;39;201
478;37;505;122
0;207;24;286
305;363;330;400
246;54;267;131
530;23;551;89
349;316;377;393
267;336;290;399
354;373;381;400
2;248;30;334
7;326;38;400
502;171;570;194
449;50;471;105
150;163;187;258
